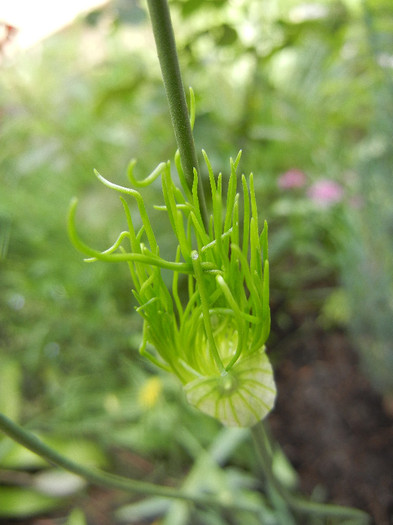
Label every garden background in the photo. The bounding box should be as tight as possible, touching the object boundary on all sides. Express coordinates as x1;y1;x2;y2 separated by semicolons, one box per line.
0;0;392;523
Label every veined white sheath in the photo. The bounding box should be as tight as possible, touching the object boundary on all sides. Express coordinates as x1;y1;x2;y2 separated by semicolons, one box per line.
185;347;276;427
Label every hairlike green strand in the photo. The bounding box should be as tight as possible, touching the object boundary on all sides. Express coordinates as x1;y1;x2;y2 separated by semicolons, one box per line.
68;144;276;427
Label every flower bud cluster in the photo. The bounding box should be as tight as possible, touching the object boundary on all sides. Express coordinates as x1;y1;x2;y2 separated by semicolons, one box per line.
69;150;276;426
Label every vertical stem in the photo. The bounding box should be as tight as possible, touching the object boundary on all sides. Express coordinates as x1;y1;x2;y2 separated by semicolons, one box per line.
146;0;207;223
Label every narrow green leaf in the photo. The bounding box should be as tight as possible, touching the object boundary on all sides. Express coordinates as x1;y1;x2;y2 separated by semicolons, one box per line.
241;174;250;258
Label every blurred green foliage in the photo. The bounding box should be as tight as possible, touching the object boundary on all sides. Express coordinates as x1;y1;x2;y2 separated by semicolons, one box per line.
0;0;392;521
338;1;393;397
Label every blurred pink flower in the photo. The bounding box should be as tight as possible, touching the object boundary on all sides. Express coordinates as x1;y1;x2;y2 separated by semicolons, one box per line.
278;169;307;190
307;179;344;207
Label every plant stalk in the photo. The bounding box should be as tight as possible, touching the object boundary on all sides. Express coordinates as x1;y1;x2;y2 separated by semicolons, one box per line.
0;412;258;514
146;0;207;224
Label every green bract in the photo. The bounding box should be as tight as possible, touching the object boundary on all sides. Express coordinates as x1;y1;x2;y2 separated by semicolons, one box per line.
68;146;276;427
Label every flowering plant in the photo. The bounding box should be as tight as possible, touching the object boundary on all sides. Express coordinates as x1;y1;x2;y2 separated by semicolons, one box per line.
68;97;276;426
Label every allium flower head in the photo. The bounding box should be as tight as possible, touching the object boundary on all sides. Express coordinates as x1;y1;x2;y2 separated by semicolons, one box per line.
69;148;276;427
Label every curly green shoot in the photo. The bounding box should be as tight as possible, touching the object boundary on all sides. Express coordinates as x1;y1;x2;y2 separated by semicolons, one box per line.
68;137;276;427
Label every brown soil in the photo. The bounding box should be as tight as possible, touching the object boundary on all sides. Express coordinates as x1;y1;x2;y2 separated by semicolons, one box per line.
269;326;393;525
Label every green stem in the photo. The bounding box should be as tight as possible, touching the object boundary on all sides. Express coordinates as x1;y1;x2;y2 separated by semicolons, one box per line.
146;0;207;224
0;412;257;514
251;422;370;523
